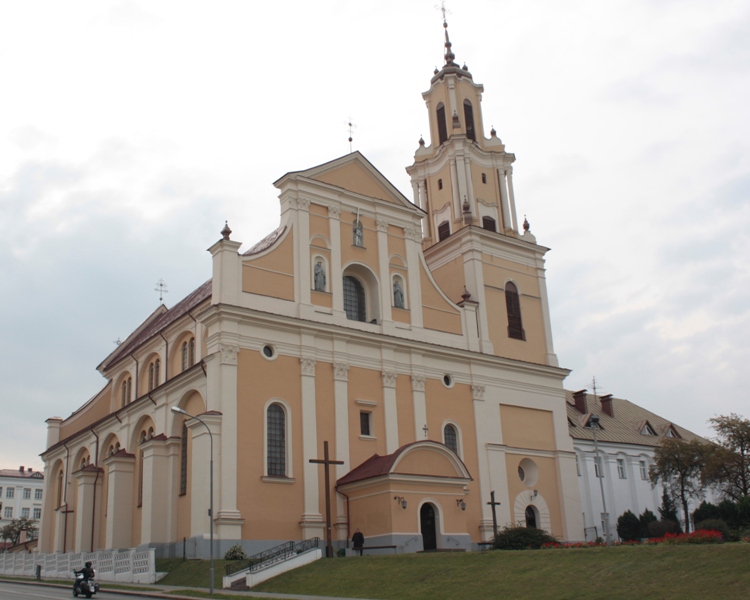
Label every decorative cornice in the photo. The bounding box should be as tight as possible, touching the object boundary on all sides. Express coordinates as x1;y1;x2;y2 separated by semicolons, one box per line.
328;205;341;219
411;375;425;392
220;345;239;365
382;371;397;388
333;362;349;381
301;358;317;376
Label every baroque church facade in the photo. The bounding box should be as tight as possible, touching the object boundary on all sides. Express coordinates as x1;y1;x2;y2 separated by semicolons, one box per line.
39;26;585;556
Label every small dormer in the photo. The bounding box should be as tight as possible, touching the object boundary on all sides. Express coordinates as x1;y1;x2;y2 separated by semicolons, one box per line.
663;424;681;439
639;420;657;436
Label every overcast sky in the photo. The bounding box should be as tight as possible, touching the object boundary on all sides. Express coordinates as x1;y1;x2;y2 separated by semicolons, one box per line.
1;0;748;471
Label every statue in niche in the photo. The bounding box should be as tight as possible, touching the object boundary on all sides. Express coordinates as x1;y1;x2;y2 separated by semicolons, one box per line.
314;261;326;291
353;219;364;247
393;280;405;309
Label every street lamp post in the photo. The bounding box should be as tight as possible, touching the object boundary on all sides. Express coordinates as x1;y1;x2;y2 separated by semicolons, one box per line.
171;406;215;595
587;413;611;547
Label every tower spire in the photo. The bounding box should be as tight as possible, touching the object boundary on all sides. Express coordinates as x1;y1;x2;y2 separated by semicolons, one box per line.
439;2;456;66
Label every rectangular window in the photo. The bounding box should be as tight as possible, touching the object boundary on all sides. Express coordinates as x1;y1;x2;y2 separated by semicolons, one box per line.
23;488;31;499
4;507;12;519
594;456;603;478
21;507;29;518
617;459;626;479
6;487;14;499
360;411;372;437
34;489;42;500
640;460;648;480
33;508;41;520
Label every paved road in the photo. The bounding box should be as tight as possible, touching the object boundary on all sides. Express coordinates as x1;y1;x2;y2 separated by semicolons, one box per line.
0;581;140;600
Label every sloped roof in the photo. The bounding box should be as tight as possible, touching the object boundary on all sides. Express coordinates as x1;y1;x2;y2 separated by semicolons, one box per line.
336;440;471;486
0;468;43;479
98;279;212;371
566;391;708;447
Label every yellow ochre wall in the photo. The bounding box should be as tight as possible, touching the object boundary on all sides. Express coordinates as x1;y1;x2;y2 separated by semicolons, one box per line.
420;263;462;334
312;161;397;204
242;228;295;301
236;350;304;540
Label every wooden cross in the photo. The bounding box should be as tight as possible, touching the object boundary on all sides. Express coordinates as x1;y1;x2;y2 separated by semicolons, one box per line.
309;440;344;558
487;490;501;538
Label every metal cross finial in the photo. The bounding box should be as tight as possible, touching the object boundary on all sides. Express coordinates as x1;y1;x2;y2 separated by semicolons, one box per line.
436;1;451;23
423;424;429;439
345;118;357;153
155;279;169;304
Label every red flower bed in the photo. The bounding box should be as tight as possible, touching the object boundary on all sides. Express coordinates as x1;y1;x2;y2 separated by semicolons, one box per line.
540;529;723;549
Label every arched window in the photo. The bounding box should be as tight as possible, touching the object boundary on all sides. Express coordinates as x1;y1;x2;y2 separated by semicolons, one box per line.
148;358;160;391
444;424;458;454
179;422;188;495
482;217;496;232
464;100;476;141
182;338;196;372
343;275;366;322
438;221;451;241
505;282;525;340
525;505;537;528
121;376;132;407
267;403;286;477
436;103;448;145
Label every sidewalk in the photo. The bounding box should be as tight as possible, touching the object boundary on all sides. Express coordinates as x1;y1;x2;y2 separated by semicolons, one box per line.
0;577;377;600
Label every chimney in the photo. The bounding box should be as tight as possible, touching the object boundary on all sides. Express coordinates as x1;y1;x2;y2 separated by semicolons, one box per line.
601;394;614;417
19;466;24;473
572;389;587;414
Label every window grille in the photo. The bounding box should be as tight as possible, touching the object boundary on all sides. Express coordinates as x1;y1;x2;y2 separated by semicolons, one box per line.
23;488;31;499
438;221;450;241
343;276;366;322
267;403;286;476
482;217;496;232
444;424;458;454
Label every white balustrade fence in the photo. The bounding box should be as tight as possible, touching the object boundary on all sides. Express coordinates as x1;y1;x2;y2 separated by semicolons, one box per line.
0;549;156;584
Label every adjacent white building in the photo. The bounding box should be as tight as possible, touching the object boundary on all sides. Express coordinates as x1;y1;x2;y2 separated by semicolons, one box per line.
567;390;713;540
0;466;45;530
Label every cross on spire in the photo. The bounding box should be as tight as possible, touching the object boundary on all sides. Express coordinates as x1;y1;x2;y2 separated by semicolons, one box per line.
345;118;357;153
155;279;168;304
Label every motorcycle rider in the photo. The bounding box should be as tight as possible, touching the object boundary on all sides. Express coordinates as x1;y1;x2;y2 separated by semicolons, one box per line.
74;561;95;594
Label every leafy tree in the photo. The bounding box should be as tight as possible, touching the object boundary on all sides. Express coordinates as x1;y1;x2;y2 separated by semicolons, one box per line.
692;501;721;524
650;439;705;533
0;517;37;546
616;510;641;541
702;414;750;502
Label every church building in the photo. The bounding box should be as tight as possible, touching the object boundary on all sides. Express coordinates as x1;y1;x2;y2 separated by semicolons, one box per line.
39;22;585;556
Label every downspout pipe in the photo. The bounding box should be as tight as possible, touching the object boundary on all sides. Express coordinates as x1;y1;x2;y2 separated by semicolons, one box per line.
90;427;100;552
336;487;351;549
62;442;70;553
159;332;169;381
131;353;139;401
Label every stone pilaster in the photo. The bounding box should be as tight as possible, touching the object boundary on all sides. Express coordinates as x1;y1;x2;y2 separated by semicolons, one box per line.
103;451;135;549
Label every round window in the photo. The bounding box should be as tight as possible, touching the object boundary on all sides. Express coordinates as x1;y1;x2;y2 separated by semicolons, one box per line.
442;374;453;387
518;458;539;487
262;345;275;359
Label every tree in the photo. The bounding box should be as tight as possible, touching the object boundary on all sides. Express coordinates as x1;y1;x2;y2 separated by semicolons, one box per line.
0;517;37;546
702;414;750;502
616;510;641;541
658;487;680;524
639;508;657;537
650;438;705;533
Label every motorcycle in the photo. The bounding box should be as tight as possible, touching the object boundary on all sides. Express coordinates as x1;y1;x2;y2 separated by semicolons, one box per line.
73;569;100;598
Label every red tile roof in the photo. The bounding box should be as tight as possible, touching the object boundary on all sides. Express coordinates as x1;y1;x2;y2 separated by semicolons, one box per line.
98;279;212;371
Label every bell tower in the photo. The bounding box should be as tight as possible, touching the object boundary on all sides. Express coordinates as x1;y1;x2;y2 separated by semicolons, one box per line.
406;18;520;248
407;19;559;367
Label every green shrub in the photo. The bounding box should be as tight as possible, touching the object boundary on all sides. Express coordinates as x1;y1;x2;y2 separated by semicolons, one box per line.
694;519;730;541
224;544;247;560
648;519;681;538
692;501;721;524
639;509;657;538
617;510;641;541
492;526;557;550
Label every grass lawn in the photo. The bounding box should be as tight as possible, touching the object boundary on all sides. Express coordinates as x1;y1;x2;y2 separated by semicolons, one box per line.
155;558;234;589
246;544;750;600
